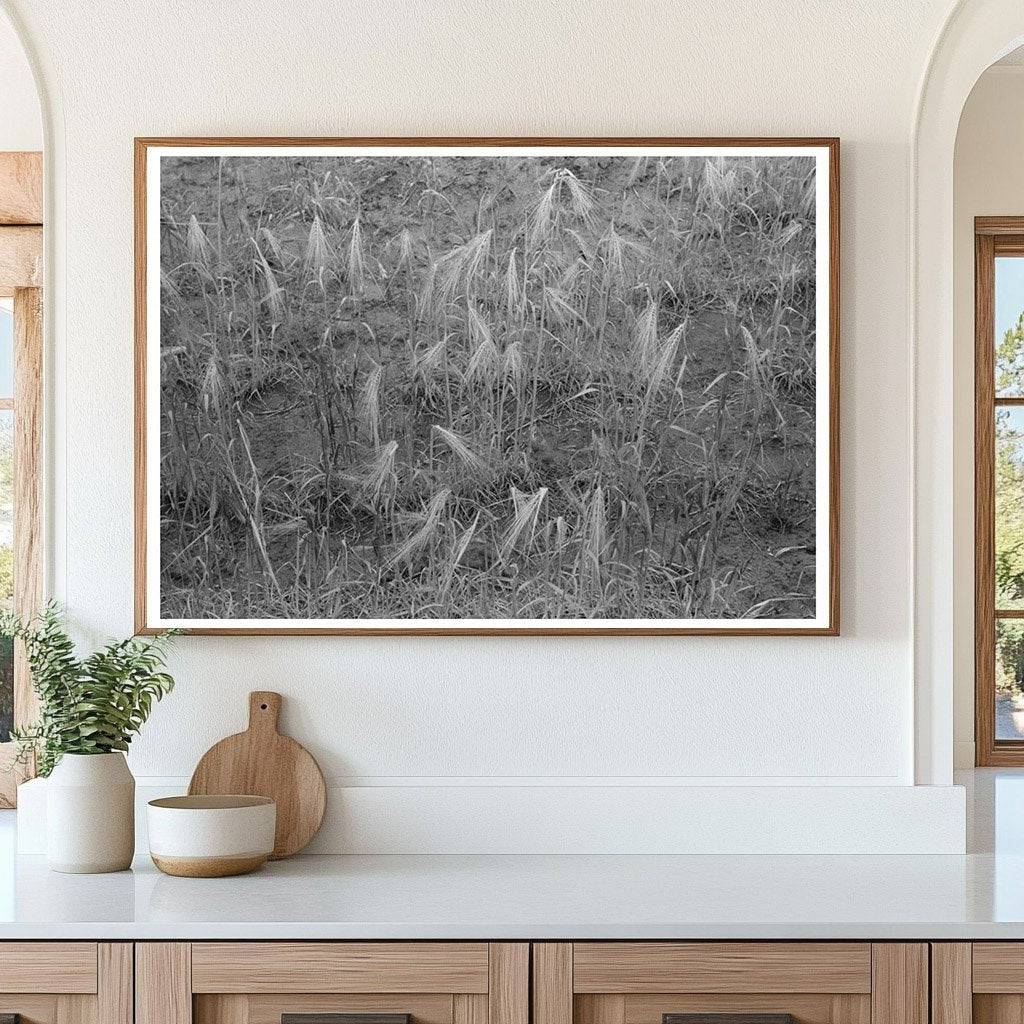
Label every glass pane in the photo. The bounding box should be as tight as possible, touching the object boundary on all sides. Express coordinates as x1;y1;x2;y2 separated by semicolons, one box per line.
0;299;13;400
0;411;12;742
997;257;1024;396
998;619;1024;740
997;407;1024;609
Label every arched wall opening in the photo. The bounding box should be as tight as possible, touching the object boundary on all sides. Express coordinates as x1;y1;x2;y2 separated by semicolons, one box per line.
914;0;1024;785
951;49;1024;768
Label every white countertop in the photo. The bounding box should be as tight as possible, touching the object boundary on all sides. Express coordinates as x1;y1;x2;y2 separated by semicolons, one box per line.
0;849;1022;940
0;769;1021;941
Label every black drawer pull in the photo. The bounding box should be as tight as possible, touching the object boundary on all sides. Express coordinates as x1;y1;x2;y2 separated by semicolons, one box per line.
665;1016;796;1024
283;1016;411;1024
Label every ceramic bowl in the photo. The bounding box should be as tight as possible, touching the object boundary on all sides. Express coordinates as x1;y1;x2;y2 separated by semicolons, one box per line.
147;795;276;877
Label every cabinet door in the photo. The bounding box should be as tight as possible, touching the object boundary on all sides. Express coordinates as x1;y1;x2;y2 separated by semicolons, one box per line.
137;943;528;1024
0;943;132;1024
935;943;1024;1024
534;944;927;1024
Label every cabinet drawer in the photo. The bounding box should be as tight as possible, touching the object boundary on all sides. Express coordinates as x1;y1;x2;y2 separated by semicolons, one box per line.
139;942;528;1024
198;993;457;1024
0;942;98;993
0;943;130;1024
535;943;926;1024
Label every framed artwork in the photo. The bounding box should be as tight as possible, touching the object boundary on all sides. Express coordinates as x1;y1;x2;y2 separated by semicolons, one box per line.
135;137;839;635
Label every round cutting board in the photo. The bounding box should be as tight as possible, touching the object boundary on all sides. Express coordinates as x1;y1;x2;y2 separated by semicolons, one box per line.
188;691;326;859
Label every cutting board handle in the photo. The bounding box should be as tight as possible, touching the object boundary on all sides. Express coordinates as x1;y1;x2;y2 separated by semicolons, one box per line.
248;691;282;734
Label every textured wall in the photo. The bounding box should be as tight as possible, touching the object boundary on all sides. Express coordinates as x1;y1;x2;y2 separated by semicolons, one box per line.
3;0;954;798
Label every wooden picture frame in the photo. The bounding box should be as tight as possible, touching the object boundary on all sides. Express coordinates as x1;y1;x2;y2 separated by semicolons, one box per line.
135;137;840;636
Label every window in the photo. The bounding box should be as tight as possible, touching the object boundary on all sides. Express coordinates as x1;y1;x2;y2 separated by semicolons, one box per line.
0;150;43;805
0;286;42;805
975;219;1024;764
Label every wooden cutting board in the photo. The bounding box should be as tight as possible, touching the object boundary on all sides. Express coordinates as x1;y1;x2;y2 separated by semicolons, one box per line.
188;691;326;859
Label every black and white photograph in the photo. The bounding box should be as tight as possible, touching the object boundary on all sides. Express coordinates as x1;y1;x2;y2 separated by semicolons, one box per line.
138;140;837;634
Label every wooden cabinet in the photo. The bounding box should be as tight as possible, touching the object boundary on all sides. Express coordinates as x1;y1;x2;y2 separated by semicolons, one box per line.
136;943;528;1024
533;944;929;1024
931;943;1024;1024
0;943;132;1024
0;938;945;1024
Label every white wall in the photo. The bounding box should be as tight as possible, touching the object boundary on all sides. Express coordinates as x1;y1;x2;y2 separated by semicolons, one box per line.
0;0;973;851
0;9;39;151
952;65;1024;768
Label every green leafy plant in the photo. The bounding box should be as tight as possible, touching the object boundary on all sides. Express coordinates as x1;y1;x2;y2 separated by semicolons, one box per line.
0;603;177;776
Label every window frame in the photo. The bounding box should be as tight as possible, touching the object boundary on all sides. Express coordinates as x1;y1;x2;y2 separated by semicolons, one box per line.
0;151;42;806
974;217;1024;765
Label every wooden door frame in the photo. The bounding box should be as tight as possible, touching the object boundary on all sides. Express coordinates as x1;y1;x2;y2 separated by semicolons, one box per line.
0;150;42;806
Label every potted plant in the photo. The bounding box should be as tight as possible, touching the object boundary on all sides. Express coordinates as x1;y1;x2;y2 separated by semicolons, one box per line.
2;604;177;873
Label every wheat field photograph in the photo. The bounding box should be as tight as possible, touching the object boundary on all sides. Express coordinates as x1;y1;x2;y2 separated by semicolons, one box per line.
140;142;835;633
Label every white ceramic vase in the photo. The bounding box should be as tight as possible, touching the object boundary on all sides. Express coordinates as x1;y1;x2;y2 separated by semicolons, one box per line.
46;752;135;873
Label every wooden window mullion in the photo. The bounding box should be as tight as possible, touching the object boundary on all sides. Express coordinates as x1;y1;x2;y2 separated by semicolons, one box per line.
976;230;997;763
13;286;41;728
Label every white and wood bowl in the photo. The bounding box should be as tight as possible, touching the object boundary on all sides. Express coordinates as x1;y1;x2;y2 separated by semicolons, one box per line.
147;795;276;877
